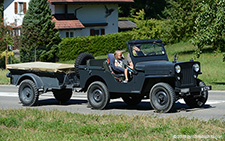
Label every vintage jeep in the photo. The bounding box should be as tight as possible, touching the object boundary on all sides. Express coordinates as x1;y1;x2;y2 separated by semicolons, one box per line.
77;39;211;112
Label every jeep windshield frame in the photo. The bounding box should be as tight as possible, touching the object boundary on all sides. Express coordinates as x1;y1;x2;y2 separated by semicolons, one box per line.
127;39;169;65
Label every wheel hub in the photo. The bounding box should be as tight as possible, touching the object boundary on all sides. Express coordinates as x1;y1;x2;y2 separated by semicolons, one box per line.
92;89;103;102
156;91;168;105
22;87;32;101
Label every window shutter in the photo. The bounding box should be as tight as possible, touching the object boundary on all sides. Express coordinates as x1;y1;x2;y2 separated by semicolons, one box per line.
90;29;95;36
23;2;27;14
15;2;18;14
101;29;105;35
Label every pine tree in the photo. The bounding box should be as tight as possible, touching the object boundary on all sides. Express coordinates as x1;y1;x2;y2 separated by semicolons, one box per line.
20;0;60;62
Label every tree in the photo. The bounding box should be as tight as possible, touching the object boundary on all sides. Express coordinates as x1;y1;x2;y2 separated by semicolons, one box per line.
163;0;200;43
20;0;60;62
192;0;225;59
119;0;167;19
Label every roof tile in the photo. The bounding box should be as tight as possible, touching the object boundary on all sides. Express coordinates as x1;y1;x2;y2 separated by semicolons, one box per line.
52;16;85;29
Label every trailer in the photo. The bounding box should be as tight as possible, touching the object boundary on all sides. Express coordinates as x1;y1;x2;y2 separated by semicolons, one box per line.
6;62;78;106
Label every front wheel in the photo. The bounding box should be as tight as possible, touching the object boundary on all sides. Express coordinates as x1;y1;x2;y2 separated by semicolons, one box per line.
184;80;208;108
87;81;110;110
53;89;72;103
18;80;39;106
149;83;176;113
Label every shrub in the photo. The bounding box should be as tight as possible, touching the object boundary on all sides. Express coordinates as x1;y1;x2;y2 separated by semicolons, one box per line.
132;18;173;44
59;32;135;61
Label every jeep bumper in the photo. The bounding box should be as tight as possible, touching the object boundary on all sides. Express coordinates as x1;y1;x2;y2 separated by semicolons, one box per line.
175;86;212;94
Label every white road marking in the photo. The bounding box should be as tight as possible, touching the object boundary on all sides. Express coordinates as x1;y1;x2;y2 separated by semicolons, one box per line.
0;92;18;97
177;99;225;105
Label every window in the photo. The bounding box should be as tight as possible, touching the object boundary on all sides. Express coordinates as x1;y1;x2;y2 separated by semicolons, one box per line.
15;2;26;14
90;29;105;36
70;32;74;37
18;2;23;13
66;32;74;38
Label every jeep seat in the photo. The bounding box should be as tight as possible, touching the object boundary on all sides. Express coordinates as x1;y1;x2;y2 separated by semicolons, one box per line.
107;53;125;73
107;53;125;81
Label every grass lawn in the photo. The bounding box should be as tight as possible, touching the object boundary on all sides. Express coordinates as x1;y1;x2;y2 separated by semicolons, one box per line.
0;109;224;140
0;69;9;85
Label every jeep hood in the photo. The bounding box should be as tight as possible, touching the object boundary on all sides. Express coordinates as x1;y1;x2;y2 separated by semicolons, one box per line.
135;61;175;76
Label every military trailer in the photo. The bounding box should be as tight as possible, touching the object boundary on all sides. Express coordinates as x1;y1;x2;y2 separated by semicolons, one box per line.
7;39;211;112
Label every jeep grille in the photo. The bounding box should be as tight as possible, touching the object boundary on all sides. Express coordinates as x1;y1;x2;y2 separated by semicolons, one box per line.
180;64;195;87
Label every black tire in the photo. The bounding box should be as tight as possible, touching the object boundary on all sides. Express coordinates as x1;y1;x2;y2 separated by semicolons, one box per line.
122;95;142;106
184;80;208;108
149;83;176;113
18;80;39;106
74;53;94;78
53;89;72;103
87;81;110;110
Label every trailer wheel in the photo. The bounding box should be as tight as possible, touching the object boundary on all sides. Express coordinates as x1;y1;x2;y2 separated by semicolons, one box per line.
18;80;39;106
87;81;110;110
149;83;175;113
184;80;208;108
122;95;142;106
53;89;72;103
75;53;94;78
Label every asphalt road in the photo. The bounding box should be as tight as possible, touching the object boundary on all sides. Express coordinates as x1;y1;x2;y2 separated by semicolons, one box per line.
0;85;225;121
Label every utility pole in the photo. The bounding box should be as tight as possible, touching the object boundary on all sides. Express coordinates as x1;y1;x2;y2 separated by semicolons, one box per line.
9;45;13;64
5;43;8;69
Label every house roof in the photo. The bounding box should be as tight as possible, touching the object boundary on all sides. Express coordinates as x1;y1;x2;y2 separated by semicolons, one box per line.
52;16;85;29
48;0;134;3
118;19;137;29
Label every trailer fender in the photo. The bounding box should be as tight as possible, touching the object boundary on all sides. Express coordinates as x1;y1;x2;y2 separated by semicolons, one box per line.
16;73;45;91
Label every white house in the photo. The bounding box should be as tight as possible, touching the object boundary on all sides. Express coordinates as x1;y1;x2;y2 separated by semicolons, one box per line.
3;0;134;38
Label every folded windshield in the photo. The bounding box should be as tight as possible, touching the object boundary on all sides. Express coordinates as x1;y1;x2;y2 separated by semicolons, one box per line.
130;42;165;57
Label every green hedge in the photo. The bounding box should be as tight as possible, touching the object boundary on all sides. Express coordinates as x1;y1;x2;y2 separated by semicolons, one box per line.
59;32;136;61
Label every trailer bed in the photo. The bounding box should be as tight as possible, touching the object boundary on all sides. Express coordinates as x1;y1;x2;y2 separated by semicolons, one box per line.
7;62;74;73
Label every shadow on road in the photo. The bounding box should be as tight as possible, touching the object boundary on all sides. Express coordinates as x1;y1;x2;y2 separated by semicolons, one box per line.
36;98;88;106
106;101;214;113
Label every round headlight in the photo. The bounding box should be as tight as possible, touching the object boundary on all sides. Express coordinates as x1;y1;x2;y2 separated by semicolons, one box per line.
175;65;181;73
193;63;200;72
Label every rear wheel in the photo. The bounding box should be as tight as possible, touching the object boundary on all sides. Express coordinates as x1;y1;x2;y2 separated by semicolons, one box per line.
18;80;39;106
87;81;110;110
184;80;208;108
149;83;176;113
122;95;142;106
53;89;72;103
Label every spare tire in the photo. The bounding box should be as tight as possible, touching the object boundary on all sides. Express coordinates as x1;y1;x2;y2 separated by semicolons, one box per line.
75;53;94;78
